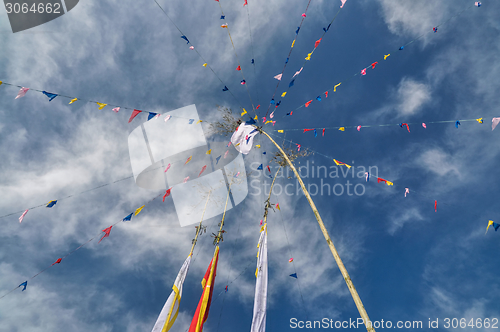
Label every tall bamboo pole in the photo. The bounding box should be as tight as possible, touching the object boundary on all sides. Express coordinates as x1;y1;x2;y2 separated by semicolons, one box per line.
258;128;375;332
189;190;212;256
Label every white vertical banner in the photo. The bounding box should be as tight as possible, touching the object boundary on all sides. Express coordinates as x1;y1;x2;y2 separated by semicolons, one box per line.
251;224;268;332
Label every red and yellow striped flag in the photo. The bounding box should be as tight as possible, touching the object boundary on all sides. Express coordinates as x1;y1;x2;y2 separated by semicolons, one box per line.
188;246;220;332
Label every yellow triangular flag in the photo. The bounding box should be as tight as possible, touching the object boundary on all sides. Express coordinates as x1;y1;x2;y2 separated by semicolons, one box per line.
278;130;284;133
339;127;345;131
384;54;390;60
476;118;483;124
291;40;295;48
281;92;287;97
386;181;394;186
196;120;202;124
254;115;258;120
206;149;212;155
235;143;240;147
69;98;78;104
265;121;272;124
241;109;247;116
96;102;107;110
486;220;495;234
334;83;341;92
305;53;312;60
0;81;3;86
135;205;144;216
203;63;207;67
255;145;261;148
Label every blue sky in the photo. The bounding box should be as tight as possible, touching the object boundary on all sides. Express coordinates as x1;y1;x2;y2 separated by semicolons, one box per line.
1;0;500;331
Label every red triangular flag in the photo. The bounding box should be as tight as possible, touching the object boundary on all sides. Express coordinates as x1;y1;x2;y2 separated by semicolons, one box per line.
163;188;171;202
305;100;313;107
51;258;62;266
128;109;142;123
314;38;322;48
377;177;387;184
199;165;207;177
98;226;113;243
236;65;241;71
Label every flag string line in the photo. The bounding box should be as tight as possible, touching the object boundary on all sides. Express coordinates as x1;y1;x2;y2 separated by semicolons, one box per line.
264;131;476;213
275;188;309;321
263;0;312;119
0;191;164;301
245;2;260;110
264;6;343;119
0;142;236;221
216;1;257;118
153;0;246;113
0;81;217;124
278;3;478;118
271;117;496;132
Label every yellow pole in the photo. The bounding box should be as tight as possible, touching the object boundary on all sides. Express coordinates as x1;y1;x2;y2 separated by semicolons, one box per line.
259;129;375;332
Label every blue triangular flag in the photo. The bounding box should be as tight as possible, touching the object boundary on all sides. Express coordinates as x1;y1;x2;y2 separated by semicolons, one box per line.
220;15;225;19
323;23;331;32
493;222;500;231
19;281;27;291
270;99;275;105
455;120;461;128
188;119;194;124
180;35;189;44
289;79;295;88
263;152;266;154
399;46;404;50
123;213;133;222
276;101;281;107
42;91;57;101
285;57;289;64
148;112;157;121
46;200;57;208
289;273;297;279
314;129;317;137
223;86;228;91
245;118;256;125
295;27;300;34
257;164;263;170
251;59;254;64
216;156;221;164
316;96;321;101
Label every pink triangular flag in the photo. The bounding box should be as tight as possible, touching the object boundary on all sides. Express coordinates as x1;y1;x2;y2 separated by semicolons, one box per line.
183;176;189;183
274;73;282;81
19;209;28;223
301;13;306;17
224;150;229;158
164;163;171;173
340;0;347;8
357;125;361;131
112;107;120;113
128;109;142;123
361;68;367;75
15;87;29;99
492;117;500;131
270;111;274;119
293;67;303;78
422;123;427;129
164;115;171;122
